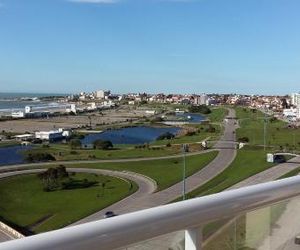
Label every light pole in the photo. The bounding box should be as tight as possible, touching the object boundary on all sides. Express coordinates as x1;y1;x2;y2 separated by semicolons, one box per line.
182;144;187;201
263;109;268;151
264;114;267;151
293;131;296;154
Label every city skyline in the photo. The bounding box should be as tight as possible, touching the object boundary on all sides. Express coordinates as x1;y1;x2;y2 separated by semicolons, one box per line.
1;0;300;94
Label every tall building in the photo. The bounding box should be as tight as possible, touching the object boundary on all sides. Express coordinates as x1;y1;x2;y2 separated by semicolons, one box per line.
95;90;110;99
291;93;300;107
194;94;208;105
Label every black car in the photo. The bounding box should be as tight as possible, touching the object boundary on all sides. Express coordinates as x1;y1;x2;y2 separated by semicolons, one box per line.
104;211;117;218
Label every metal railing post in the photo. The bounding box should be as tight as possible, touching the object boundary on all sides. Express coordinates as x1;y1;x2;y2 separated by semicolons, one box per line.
185;227;203;250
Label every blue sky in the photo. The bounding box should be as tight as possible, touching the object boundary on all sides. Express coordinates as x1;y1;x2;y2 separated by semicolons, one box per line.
0;0;300;94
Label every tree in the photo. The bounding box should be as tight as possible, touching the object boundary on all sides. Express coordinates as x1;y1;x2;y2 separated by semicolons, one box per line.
238;137;250;143
205;125;216;133
93;140;113;150
188;105;211;114
37;166;69;191
25;153;56;163
57;165;69;179
70;139;82;149
157;132;175;140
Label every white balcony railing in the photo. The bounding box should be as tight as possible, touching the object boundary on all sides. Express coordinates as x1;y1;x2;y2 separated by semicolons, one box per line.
1;175;300;250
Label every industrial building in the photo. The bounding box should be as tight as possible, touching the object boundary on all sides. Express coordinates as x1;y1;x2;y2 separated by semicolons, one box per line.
35;128;72;141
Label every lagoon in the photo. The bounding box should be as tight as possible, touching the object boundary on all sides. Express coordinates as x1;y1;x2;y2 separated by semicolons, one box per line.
0;145;32;166
81;126;181;145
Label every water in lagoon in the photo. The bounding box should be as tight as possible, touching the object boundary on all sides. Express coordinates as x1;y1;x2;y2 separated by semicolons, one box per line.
175;113;206;123
81;126;181;145
0;145;32;166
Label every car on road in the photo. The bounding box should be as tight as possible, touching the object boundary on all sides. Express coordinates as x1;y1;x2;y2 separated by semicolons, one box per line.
104;211;117;218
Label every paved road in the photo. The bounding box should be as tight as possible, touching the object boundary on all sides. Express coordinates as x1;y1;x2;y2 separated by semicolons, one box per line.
0;231;12;243
0;168;156;204
0;108;238;244
0;168;156;242
229;156;300;190
71;108;238;224
204;156;300;249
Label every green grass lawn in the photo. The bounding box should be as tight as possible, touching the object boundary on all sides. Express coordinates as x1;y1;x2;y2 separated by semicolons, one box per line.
236;107;300;151
207;107;228;123
150;107;227;145
151;124;222;146
0;141;19;148
32;151;218;191
24;127;221;161
0;173;137;234
25;143;185;161
179;107;296;249
183;147;275;199
278;167;300;179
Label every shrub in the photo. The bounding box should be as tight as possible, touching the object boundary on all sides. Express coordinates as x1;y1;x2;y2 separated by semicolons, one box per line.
188;105;211;114
157;132;175;140
270;117;278;123
93;140;113;150
186;131;196;136
26;153;56;163
151;117;163;123
70;139;82;149
205;125;216;133
238;137;250;143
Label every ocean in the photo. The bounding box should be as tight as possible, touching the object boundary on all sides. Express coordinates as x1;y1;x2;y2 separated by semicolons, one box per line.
0;92;68;113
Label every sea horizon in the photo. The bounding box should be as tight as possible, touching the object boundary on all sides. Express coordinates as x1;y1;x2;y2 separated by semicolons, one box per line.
0;92;69;112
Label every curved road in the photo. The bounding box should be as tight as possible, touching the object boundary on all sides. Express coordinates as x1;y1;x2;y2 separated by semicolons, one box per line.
0;168;156;195
72;108;238;223
0;108;238;242
0;168;157;241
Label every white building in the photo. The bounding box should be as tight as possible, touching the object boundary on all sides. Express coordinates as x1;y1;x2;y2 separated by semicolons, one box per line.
25;106;32;114
87;102;97;111
35;128;72;141
128;100;135;105
194;94;208;105
11;111;25;118
59;128;72;138
102;100;115;107
95;90;110;99
145;110;157;115
14;134;34;141
66;104;77;114
283;108;299;120
291;93;300;107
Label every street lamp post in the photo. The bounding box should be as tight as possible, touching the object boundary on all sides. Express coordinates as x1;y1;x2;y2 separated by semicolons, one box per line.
264;114;267;151
182;144;187;201
263;109;268;151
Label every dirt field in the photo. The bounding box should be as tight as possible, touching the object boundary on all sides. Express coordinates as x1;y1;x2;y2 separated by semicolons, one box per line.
0;108;152;133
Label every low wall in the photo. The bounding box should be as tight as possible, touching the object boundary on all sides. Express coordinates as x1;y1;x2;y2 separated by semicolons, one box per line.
0;221;25;239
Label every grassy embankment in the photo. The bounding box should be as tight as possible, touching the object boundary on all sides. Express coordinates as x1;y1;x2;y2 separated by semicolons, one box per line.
236;106;300;151
0;151;218;234
21;151;218;192
186;107;299;249
182;146;275;200
0;141;19;148
0;173;137;234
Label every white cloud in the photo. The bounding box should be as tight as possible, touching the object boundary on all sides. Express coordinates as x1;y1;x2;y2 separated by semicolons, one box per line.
67;0;119;4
